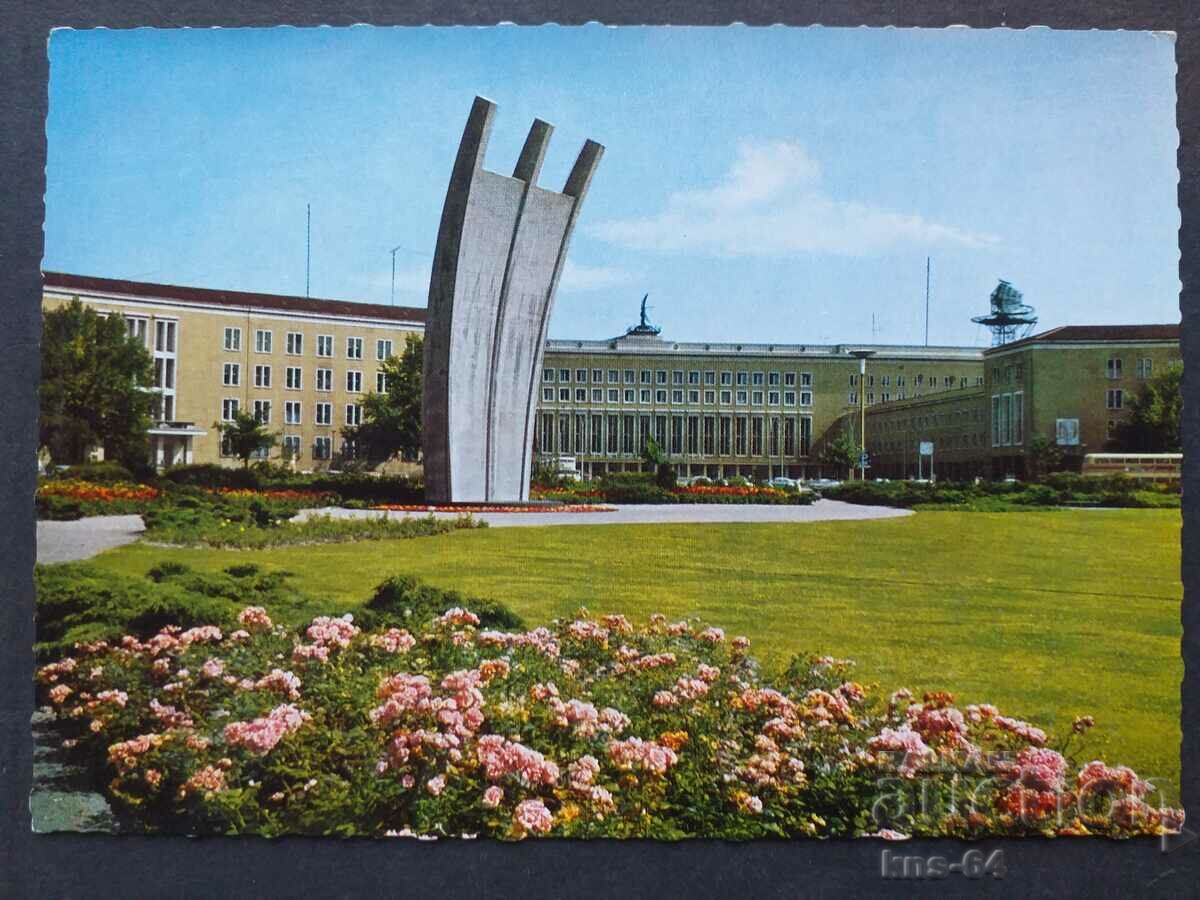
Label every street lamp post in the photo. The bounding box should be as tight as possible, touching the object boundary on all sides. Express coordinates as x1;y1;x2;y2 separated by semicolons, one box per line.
850;350;876;481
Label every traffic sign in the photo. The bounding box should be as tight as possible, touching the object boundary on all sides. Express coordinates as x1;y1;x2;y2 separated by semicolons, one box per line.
859;451;870;468
919;441;934;456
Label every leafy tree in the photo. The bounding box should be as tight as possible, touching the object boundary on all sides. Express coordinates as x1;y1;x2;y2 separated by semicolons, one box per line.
1026;434;1065;480
215;411;278;468
1109;364;1183;452
641;435;676;489
820;422;858;478
343;334;423;463
40;299;156;467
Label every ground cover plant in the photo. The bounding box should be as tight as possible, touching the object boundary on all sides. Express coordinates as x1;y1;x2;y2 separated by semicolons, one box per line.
822;474;1179;511
37;479;162;520
87;510;1183;799
532;472;816;505
35;603;1183;839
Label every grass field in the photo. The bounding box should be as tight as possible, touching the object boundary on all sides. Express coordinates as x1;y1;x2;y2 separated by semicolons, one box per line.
84;508;1183;799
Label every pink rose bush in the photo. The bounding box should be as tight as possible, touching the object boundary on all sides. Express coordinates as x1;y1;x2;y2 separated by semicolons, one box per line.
35;606;1182;840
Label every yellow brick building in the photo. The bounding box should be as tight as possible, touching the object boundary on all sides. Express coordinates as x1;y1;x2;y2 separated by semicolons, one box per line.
43;272;424;469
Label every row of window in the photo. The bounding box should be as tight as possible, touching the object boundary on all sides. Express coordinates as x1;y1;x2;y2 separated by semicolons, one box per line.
849;373;981;388
122;316;177;354
991;392;1025;447
878;431;989;454
220;398;362;427
541;386;813;407
1107;357;1156;380
543;367;814;388
222;434;337;461
534;412;814;458
223;327;394;362
219;363;386;394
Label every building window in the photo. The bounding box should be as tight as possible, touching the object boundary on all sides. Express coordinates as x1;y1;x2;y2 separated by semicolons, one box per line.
561;388;572;402
593;369;604;383
784;372;796;387
286;366;302;390
688;390;700;404
1136;357;1153;379
702;416;715;455
315;402;332;426
222;362;240;386
254;364;271;388
576;388;588;403
672;389;684;404
607;415;619;453
560;415;572;454
577;369;589;383
1107;419;1118;440
687;371;700;386
281;435;302;459
736;372;748;386
576;414;588;454
346;371;362;392
542;387;554;402
345;403;361;426
1106;388;1123;410
640;389;651;404
313;436;332;459
624;389;636;403
608;370;620;384
848;391;858;405
736;390;748;405
253;399;272;424
624;370;636;384
750;417;763;455
640;370;652;384
317;335;333;357
622;415;636;453
221;398;239;421
866;392;875;405
592;388;604;403
656;370;668;384
345;337;363;360
591;414;603;453
1106;358;1123;379
720;390;732;405
377;372;388;393
608;389;620;403
286;332;303;355
1012;392;1024;444
751;372;764;387
377;339;393;361
704;390;716;404
155;320;177;353
720;371;732;386
656;389;668;404
768;391;780;406
801;372;812;387
734;417;747;455
849;374;857;387
670;416;684;454
704;371;716;386
752;390;764;405
718;416;732;454
255;329;272;354
800;391;812;406
223;327;241;351
285;401;302;425
543;368;555;383
560;368;572;383
316;368;332;392
881;392;890;403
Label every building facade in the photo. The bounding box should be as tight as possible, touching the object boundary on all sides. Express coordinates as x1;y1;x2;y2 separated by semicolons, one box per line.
43;273;424;469
42;273;1180;481
536;328;985;480
848;324;1182;480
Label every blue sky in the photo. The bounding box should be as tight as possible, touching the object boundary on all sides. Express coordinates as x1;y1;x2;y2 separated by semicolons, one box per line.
44;26;1178;345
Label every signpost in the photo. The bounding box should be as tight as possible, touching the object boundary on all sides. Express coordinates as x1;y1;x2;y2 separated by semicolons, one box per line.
918;441;934;481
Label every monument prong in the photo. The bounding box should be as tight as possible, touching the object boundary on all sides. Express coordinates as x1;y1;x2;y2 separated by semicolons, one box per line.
513;119;553;185
423;97;603;503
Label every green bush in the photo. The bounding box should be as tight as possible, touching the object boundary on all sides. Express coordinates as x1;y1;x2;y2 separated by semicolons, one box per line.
358;574;525;632
54;461;137;483
161;464;259;490
36;494;85;520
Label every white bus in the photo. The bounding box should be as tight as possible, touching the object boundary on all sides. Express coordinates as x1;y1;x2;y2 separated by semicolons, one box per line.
1081;453;1182;484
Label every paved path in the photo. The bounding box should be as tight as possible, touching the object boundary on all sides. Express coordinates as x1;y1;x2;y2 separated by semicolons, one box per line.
36;514;145;564
297;499;912;528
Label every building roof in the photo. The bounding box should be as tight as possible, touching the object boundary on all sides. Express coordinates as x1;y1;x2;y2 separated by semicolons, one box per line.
546;334;984;361
985;324;1179;354
43;271;428;325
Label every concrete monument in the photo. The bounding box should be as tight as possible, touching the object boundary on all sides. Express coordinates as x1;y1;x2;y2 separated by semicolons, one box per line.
422;96;603;502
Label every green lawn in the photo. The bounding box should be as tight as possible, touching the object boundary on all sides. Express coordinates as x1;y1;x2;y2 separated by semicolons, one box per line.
86;509;1183;799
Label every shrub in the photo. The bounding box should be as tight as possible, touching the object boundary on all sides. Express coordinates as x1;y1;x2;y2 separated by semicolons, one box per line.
35;607;1183;840
161;464;260;490
55;461;136;483
36;494;84;521
358;575;525;632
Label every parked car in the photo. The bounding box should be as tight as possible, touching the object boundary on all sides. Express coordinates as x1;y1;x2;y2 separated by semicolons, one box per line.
768;476;799;489
807;478;842;491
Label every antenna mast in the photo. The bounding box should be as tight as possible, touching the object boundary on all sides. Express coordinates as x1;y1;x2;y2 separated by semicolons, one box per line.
306;204;311;298
924;256;930;347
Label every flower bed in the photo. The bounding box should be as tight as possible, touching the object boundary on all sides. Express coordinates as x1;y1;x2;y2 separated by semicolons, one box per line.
530;483;814;506
37;479;163;519
36;605;1181;839
210;488;341;505
371;504;617;514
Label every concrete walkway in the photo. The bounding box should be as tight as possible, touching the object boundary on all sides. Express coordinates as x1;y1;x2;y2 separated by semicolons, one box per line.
297;498;912;528
36;514;145;564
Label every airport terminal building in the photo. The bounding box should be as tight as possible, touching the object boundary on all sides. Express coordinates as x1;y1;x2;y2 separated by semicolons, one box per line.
41;272;1180;480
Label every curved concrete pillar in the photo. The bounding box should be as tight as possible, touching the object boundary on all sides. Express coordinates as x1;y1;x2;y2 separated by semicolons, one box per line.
423;97;603;502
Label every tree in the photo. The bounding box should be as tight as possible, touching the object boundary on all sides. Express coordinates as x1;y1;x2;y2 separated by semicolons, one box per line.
1110;364;1183;452
1026;434;1065;480
343;334;423;463
40;299;156;467
215;411;278;468
820;422;858;478
641;435;676;488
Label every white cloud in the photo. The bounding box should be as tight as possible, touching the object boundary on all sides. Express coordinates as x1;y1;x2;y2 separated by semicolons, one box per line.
590;140;998;257
560;260;638;292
